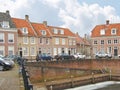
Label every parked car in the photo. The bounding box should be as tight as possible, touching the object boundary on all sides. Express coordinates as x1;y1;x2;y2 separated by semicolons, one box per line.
0;58;13;71
73;53;86;60
36;53;53;61
95;51;112;59
54;53;75;60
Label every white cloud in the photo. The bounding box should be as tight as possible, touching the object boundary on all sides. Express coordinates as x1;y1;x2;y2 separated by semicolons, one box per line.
0;0;120;37
42;0;120;36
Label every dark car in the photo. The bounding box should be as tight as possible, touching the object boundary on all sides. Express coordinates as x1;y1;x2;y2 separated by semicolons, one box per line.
36;53;53;61
0;58;13;71
54;53;75;60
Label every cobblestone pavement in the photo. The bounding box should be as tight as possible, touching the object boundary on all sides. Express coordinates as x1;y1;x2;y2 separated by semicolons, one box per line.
0;64;22;90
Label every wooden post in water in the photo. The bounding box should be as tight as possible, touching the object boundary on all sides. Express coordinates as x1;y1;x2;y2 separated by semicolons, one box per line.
92;72;95;83
110;69;111;80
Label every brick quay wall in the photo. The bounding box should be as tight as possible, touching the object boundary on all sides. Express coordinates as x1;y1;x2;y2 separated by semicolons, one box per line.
25;59;120;90
26;59;120;73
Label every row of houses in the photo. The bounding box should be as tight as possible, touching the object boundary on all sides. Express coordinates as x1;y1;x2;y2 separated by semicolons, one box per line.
0;11;91;59
1;10;120;59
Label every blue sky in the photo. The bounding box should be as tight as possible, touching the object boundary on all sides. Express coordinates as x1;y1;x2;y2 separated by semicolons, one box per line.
0;0;120;37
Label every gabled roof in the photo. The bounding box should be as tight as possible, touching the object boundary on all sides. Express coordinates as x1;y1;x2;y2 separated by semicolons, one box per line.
0;11;16;28
75;33;90;46
91;23;120;37
47;26;75;37
12;18;36;36
31;22;51;37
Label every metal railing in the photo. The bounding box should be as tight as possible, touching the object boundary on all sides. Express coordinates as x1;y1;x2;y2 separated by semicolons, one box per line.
19;58;33;90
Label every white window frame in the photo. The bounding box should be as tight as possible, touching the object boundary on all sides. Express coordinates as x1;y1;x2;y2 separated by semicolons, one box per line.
62;38;65;45
30;37;35;44
22;27;28;34
2;21;10;28
46;38;49;44
23;37;28;44
55;38;59;45
8;46;14;55
111;28;117;35
30;46;36;56
8;33;14;43
0;33;4;43
100;29;105;35
23;47;29;56
53;48;57;55
60;29;64;34
53;28;58;34
41;30;46;35
69;39;72;45
0;46;5;56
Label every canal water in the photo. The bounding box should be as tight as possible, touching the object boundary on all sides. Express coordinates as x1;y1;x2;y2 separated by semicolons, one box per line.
65;81;120;90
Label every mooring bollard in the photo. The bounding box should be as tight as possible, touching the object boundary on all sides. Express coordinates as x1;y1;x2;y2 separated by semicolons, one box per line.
110;70;111;80
92;72;94;83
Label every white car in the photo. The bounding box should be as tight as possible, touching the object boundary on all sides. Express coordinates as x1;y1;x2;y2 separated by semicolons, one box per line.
73;53;86;60
95;52;112;59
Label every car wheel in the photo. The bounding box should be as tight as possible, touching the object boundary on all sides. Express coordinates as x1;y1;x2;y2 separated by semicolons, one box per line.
0;66;4;71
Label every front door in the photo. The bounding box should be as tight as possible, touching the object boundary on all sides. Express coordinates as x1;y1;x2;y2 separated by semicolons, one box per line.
114;48;118;56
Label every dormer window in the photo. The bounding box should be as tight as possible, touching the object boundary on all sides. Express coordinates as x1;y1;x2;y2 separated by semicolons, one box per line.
2;21;10;28
53;28;58;34
41;30;46;35
59;29;64;34
111;28;117;35
22;27;28;34
100;29;105;35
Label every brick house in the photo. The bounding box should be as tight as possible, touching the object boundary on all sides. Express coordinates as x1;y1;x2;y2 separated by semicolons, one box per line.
12;14;76;59
12;15;37;59
0;11;18;56
75;33;91;57
91;20;120;57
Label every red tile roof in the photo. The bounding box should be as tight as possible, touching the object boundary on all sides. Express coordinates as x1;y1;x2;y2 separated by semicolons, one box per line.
75;33;90;45
91;23;120;37
48;26;75;37
31;22;51;37
12;18;36;36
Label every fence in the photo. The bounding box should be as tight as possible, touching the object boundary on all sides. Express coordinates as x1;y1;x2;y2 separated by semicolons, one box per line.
20;58;33;90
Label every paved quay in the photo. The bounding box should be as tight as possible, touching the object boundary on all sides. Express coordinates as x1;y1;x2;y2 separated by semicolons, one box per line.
0;64;24;90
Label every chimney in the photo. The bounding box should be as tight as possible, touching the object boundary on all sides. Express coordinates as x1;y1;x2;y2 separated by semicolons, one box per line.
6;10;9;15
25;15;29;20
43;21;47;26
106;20;109;25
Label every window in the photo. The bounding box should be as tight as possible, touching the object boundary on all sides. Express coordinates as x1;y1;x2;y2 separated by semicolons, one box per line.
53;28;58;34
53;48;57;55
22;27;28;34
0;33;4;43
62;38;65;45
111;28;116;35
8;46;14;55
60;29;64;34
108;40;112;44
55;38;59;45
8;33;14;43
30;37;35;44
23;37;28;44
101;40;104;44
69;40;72;45
114;39;118;44
58;48;61;54
30;47;36;56
2;21;10;28
40;38;43;44
94;40;98;44
100;29;105;35
73;40;76;45
46;38;49;44
0;46;4;56
107;47;112;53
23;47;28;56
41;30;46;35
